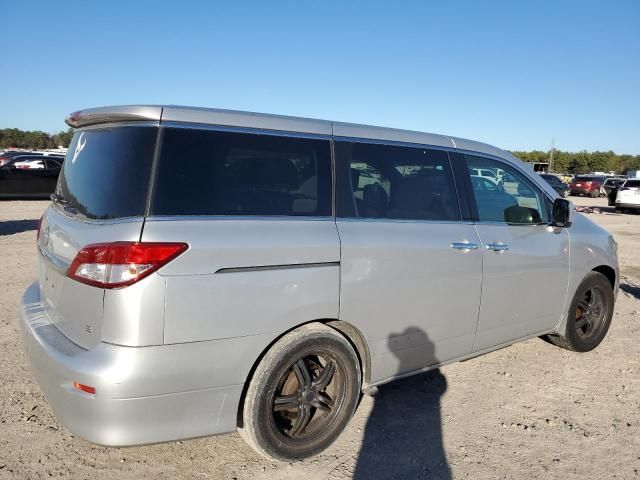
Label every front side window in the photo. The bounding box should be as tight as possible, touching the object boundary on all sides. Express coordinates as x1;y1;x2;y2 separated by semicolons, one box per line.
336;141;460;221
465;155;548;224
151;128;332;216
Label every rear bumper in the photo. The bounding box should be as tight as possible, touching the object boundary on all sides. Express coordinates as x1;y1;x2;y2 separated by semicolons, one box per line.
20;281;250;446
614;201;640;209
570;188;598;195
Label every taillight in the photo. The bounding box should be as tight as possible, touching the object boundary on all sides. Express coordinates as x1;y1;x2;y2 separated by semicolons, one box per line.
73;382;96;395
67;242;188;289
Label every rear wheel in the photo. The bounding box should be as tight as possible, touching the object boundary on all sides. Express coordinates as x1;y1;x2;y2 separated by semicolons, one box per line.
547;272;614;352
238;323;361;461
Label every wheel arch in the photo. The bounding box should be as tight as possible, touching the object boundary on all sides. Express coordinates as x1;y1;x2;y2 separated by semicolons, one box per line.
236;318;371;428
592;264;616;290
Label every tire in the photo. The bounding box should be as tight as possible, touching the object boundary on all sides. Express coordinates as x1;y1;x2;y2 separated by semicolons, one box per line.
590;191;599;198
547;272;614;352
562;190;569;198
238;323;362;461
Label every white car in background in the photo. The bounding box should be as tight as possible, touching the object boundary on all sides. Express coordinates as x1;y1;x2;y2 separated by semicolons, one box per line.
13;159;45;169
615;179;640;212
470;167;501;184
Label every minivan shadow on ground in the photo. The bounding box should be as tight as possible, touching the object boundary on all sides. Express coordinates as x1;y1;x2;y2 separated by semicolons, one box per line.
620;280;640;301
0;219;39;236
354;327;451;479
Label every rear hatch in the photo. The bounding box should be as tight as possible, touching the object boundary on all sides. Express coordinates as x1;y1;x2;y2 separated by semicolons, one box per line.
37;125;157;349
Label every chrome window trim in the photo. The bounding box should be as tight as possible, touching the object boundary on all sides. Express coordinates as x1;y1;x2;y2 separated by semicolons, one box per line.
159;121;332;141
336;217;474;226
216;261;340;274
144;215;334;222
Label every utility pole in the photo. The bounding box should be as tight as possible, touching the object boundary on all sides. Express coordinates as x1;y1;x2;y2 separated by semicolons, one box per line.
548;139;555;173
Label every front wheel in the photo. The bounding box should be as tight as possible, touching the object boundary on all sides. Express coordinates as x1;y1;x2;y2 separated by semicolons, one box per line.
547;272;614;352
239;323;362;461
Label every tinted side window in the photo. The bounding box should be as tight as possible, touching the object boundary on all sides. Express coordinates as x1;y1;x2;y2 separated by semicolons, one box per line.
151;128;331;216
465;155;548;224
335;141;460;221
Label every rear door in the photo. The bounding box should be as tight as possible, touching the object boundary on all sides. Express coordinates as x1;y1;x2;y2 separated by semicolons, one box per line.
461;154;570;351
38;125;157;349
334;140;482;382
140;126;340;344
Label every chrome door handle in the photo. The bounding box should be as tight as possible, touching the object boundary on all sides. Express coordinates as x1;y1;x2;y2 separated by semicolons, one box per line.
451;242;479;251
487;242;509;252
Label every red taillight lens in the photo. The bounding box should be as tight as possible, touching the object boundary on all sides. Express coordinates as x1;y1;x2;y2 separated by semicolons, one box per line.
73;382;96;395
67;242;188;289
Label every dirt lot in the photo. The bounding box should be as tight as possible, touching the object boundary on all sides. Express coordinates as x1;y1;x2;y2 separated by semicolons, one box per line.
1;196;639;479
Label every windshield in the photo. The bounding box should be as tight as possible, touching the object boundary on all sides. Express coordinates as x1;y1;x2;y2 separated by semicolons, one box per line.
56;126;157;219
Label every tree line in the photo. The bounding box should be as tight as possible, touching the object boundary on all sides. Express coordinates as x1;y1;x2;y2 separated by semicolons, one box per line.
0;128;74;150
1;127;639;174
511;150;640;175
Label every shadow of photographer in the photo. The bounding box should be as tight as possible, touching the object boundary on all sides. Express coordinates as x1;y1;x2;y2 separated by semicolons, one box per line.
354;327;451;479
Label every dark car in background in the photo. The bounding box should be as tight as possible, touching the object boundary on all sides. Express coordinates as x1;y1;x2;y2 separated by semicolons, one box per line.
540;174;569;197
569;175;605;197
0;156;62;198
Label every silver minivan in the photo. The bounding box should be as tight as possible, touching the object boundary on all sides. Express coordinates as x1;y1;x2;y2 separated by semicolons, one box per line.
20;105;618;461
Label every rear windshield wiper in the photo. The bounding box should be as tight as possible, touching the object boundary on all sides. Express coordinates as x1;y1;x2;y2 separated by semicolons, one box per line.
50;192;69;205
50;193;78;214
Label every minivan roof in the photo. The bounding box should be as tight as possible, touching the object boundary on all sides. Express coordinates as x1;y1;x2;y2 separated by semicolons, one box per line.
65;105;520;166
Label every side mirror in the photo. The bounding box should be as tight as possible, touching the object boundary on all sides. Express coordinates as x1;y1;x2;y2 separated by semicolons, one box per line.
552;198;573;227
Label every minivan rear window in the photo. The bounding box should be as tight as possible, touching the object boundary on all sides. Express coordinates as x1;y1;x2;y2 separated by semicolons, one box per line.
150;128;332;216
56;126;157;219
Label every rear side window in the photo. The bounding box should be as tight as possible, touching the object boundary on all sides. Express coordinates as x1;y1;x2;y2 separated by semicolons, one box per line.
335;141;460;221
57;126;157;219
151;128;332;216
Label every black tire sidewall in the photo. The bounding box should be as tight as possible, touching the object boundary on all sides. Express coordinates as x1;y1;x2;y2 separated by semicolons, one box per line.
246;328;361;461
565;273;614;352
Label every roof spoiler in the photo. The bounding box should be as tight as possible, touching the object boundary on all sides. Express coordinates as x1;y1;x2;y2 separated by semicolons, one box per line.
66;106;163;128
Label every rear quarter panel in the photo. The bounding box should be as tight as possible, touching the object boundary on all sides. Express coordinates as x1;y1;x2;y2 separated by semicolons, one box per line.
141;218;340;344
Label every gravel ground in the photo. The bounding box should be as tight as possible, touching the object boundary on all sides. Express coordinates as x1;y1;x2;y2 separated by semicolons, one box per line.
1;196;639;479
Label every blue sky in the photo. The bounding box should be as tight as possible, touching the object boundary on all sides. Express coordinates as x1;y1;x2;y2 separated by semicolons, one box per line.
1;1;639;153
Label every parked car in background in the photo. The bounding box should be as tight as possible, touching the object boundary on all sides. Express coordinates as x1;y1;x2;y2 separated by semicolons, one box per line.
0;150;65;167
540;173;569;197
0;156;62;198
21;105;618;462
615;179;640;212
603;178;627;206
569;175;605;197
470;167;501;185
0;150;34;167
